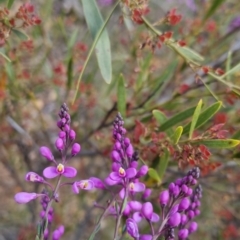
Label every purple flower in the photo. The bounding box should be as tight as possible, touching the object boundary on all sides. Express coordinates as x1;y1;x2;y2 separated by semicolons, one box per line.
129;201;142;211
229;16;240;31
40;147;54;161
139;234;153;240
69;129;76;140
25;172;44;183
14;192;41;204
109;167;137;182
72;180;94;194
43;164;77;179
89;177;105;189
126;218;139;238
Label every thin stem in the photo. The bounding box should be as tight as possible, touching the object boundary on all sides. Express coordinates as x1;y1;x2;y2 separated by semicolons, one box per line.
72;0;121;104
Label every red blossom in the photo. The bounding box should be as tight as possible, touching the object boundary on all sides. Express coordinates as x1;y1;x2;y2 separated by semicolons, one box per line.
166;9;182;25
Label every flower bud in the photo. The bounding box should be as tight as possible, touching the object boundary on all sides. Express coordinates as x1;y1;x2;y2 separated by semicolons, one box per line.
64;124;70;132
141;202;153;220
55;138;64;150
188;221;198;233
181;214;188;225
178;229;189;239
114;141;121;150
136;165;148;177
14;192;38;204
126;218;139;238
168;212;181;227
40;147;54;161
71;143;81;156
25;172;44;183
126;144;134;157
111;150;121;161
69;129;76;140
142;188;152;200
159;190;170;206
178;198;190;212
58;131;66;139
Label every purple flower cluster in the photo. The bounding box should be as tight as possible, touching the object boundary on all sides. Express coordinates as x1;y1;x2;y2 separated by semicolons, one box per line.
125;167;202;240
14;103;83;240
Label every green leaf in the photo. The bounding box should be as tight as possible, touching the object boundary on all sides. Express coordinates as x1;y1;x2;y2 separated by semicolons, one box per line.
12;29;29;40
7;0;15;9
158;106;196;132
152;110;174;137
204;0;226;21
221;62;240;79
158;149;169;180
191;139;240;148
67;57;73;89
173;126;183;144
232;129;240;139
0;50;11;62
148;168;161;182
117;74;126;118
81;0;112;84
183;101;222;135
189;99;203;139
172;45;204;63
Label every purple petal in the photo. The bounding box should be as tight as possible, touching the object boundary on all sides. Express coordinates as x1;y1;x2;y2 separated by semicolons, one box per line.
63;166;77;178
110;172;122;181
129;201;142;211
140;234;153;240
119;188;125;199
133;212;142;223
89;177;105;189
105;176;118;186
129;182;145;192
72;182;79;194
126;168;137;179
71;143;81;156
14;192;37;204
43;166;59;179
151;213;160;222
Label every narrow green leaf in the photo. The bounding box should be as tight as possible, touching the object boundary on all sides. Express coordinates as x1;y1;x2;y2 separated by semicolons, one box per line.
191;139;240;148
183;101;222;134
189;99;203;139
12;29;29;40
148;168;161;182
225;51;232;81
81;0;112;83
0;51;11;62
172;45;204;63
7;0;15;9
221;62;240;79
159;106;196;132
158;149;169;180
152;110;174;137
67;57;73;89
173;126;183;144
204;0;225;21
117;74;126;118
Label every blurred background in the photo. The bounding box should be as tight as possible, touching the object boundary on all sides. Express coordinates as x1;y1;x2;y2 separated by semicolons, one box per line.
0;0;240;239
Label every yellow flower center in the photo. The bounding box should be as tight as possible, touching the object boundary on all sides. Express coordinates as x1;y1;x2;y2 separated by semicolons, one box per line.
129;182;135;190
80;181;88;189
57;164;64;173
119;167;125;176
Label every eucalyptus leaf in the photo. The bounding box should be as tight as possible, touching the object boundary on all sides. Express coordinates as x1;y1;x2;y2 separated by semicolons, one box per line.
204;0;226;21
81;0;112;83
148;168;161;182
191;139;240;148
173;126;183;144
189;99;203;139
12;29;29;40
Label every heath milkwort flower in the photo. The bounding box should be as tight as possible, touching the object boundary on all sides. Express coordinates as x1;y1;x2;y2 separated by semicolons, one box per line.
14;103;87;240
